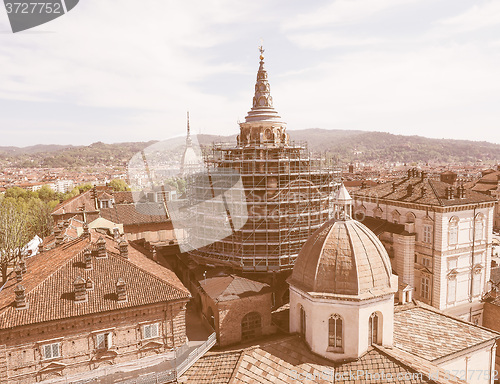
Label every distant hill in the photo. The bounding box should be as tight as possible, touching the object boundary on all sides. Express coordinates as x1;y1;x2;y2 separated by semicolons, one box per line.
198;129;500;163
0;129;498;168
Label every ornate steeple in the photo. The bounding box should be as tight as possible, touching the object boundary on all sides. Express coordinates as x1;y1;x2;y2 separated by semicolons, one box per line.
238;46;289;148
244;46;282;123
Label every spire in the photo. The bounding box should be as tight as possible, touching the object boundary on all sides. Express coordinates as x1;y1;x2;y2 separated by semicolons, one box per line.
186;111;192;146
245;45;282;123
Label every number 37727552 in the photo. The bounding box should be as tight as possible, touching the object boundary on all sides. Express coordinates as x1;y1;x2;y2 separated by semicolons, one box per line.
5;2;62;14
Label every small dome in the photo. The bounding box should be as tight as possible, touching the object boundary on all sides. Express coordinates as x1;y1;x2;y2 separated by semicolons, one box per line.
289;218;394;297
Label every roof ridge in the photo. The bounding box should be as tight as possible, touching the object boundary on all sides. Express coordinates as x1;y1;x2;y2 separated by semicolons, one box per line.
125;242;190;297
427;179;443;206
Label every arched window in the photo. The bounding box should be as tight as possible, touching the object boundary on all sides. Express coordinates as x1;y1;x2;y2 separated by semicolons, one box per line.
392;210;401;224
474;213;485;241
406;212;416;224
368;313;380;346
241;312;262;341
448;216;459;245
328;314;343;351
299;306;306;337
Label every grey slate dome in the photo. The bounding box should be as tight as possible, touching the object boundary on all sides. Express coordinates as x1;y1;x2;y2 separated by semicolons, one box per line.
289;218;394;297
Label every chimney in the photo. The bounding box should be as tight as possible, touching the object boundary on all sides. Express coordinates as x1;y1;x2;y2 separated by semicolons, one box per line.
421;186;427;197
407;169;412;178
152;246;158;262
82;223;90;239
421;171;426;181
392;183;396;193
113;227;120;241
55;225;64;246
14;284;27;309
446;186;455;200
96;237;107;258
119;240;129;259
406;184;413;195
86;278;94;290
84;249;92;270
116;278;127;302
19;257;27;274
74;276;87;302
15;265;22;283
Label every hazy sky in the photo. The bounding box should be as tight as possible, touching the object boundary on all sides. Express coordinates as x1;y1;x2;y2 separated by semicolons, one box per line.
1;0;500;147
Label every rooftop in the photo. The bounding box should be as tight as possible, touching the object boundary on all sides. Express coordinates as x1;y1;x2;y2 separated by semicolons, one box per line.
0;231;190;329
180;335;467;384
393;302;499;361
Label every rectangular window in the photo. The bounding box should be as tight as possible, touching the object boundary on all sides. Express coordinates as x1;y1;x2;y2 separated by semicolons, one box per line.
423;225;432;244
42;343;60;360
447;258;457;270
422;257;431;268
96;332;112;350
447;279;456;303
472;274;482;297
449;226;458;245
421;277;430;299
143;323;159;339
475;222;484;240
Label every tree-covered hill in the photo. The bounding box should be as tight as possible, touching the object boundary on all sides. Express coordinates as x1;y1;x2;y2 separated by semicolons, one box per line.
1;129;499;168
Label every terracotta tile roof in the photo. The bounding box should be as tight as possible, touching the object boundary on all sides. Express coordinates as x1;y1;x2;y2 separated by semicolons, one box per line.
182;336;465;384
114;191;134;204
0;232;190;329
52;190;98;215
394;302;499;361
179;350;243;383
361;216;408;236
199;275;270;303
353;176;496;207
100;203;169;226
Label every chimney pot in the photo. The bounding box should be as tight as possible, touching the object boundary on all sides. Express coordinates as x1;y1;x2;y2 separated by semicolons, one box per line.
96;237;107;258
15;265;22;283
116;278;127;302
82;223;90;239
84;249;92;270
14;284;27;309
119;240;129;259
74;276;87;302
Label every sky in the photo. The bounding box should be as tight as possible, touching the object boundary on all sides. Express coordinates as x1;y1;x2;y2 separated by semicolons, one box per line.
0;0;499;147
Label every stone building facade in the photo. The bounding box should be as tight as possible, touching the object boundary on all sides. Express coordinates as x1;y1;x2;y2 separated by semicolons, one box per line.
0;231;190;383
352;169;497;323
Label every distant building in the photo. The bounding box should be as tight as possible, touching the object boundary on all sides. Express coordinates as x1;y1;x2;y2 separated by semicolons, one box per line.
472;166;500;231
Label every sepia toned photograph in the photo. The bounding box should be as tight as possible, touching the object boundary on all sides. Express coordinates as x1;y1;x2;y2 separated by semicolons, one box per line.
0;1;500;383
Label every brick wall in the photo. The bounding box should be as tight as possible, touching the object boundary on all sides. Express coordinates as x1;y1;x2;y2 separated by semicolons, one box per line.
0;301;188;383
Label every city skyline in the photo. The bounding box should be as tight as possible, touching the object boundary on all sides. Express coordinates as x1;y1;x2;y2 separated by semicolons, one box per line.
1;0;500;147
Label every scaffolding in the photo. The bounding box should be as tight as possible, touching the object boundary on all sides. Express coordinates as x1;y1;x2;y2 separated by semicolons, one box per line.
185;139;339;273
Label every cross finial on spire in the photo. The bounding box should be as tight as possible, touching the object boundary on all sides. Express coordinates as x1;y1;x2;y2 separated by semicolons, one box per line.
259;40;265;61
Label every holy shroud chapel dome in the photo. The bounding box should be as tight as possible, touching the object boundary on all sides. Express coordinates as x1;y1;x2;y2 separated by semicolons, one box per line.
289;217;394;298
